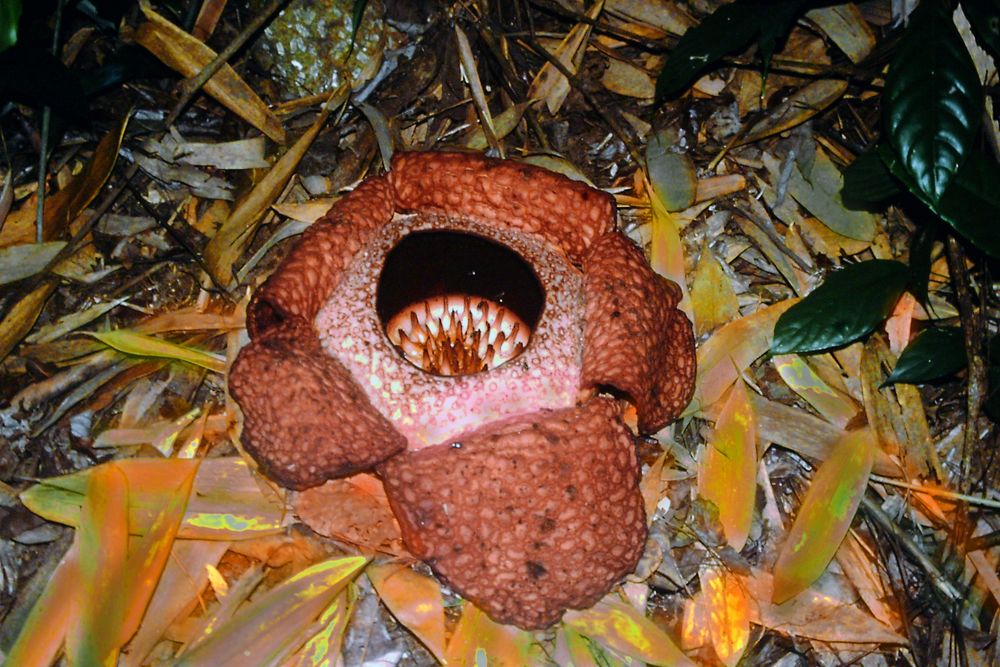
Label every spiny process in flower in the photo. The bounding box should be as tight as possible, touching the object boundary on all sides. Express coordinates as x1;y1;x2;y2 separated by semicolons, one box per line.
384;294;531;375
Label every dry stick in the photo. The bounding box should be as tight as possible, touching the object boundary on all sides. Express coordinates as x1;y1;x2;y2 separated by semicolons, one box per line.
946;236;986;496
870;474;1000;511
860;494;964;607
23;0;291;299
520;35;644;166
472;19;552;151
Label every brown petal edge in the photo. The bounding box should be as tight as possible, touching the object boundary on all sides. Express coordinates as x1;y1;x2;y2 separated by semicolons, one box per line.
378;397;646;630
581;231;696;433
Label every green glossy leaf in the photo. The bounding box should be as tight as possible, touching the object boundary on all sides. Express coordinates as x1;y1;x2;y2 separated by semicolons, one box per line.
961;0;1000;60
656;0;808;101
841;149;901;210
772;428;875;604
883;326;967;386
0;0;21;53
933;151;1000;257
771;260;910;354
883;0;983;203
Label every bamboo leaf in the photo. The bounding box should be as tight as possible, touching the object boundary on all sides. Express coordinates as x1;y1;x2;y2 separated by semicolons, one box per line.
174;556;367;666
87;329;225;372
698;380;757;550
563;599;693;667
772;429;876;604
700;565;750;667
367;563;447;662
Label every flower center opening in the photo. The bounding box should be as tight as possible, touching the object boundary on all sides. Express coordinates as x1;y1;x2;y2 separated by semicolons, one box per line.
376;230;544;376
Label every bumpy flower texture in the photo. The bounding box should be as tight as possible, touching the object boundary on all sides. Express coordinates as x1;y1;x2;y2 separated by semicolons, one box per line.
229;151;696;629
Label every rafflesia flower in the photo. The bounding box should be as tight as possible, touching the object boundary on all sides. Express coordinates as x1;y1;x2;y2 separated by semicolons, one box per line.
229;151;696;629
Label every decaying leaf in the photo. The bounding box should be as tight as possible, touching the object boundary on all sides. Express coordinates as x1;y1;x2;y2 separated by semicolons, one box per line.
527;1;603;114
690;240;739;336
130;4;284;143
367;562;447;662
563;598;693;667
699;564;750;667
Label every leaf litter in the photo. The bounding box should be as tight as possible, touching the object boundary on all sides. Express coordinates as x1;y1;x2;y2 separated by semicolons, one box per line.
1;1;998;665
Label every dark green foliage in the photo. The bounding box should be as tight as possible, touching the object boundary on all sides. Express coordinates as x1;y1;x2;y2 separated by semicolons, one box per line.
348;0;368;57
882;0;982;204
0;0;21;53
655;0;810;102
841;150;902;210
0;44;89;122
771;260;910;354
882;326;967;386
933;153;1000;258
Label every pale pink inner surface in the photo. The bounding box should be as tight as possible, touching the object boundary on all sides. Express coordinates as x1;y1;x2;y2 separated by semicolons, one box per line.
314;214;585;450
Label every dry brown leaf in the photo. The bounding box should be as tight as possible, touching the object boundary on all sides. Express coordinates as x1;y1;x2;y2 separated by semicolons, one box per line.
204;87;347;287
527;1;603;114
806;4;876;64
0;115;128;249
742;80;848;145
690;240;739;337
601;58;655;100
294;474;404;555
130;4;285;143
746;393;902;477
605;0;693;36
0;278;58;362
836;533;900;630
746;569;905;645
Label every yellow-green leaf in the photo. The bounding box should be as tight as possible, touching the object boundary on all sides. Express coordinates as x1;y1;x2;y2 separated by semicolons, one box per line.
773;354;858;428
286;587;356;667
66;463;129;667
445;602;544;666
87;329;225;372
772;428;876;604
649;185;691;318
174;556;367;666
367;563;446;662
698;380;757;550
563;599;693;667
20;457;284;540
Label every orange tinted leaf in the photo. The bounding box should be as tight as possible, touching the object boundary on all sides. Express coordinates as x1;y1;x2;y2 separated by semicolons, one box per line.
132;6;284;143
698;380;757;549
445;602;544;666
649;186;692;318
121;539;231;667
563;599;694;667
4;542;82;667
66;462;129;667
20;458;284;540
772;429;876;604
699;565;750;667
367;563;446;662
118;460;199;645
693;299;797;412
174;555;367;666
